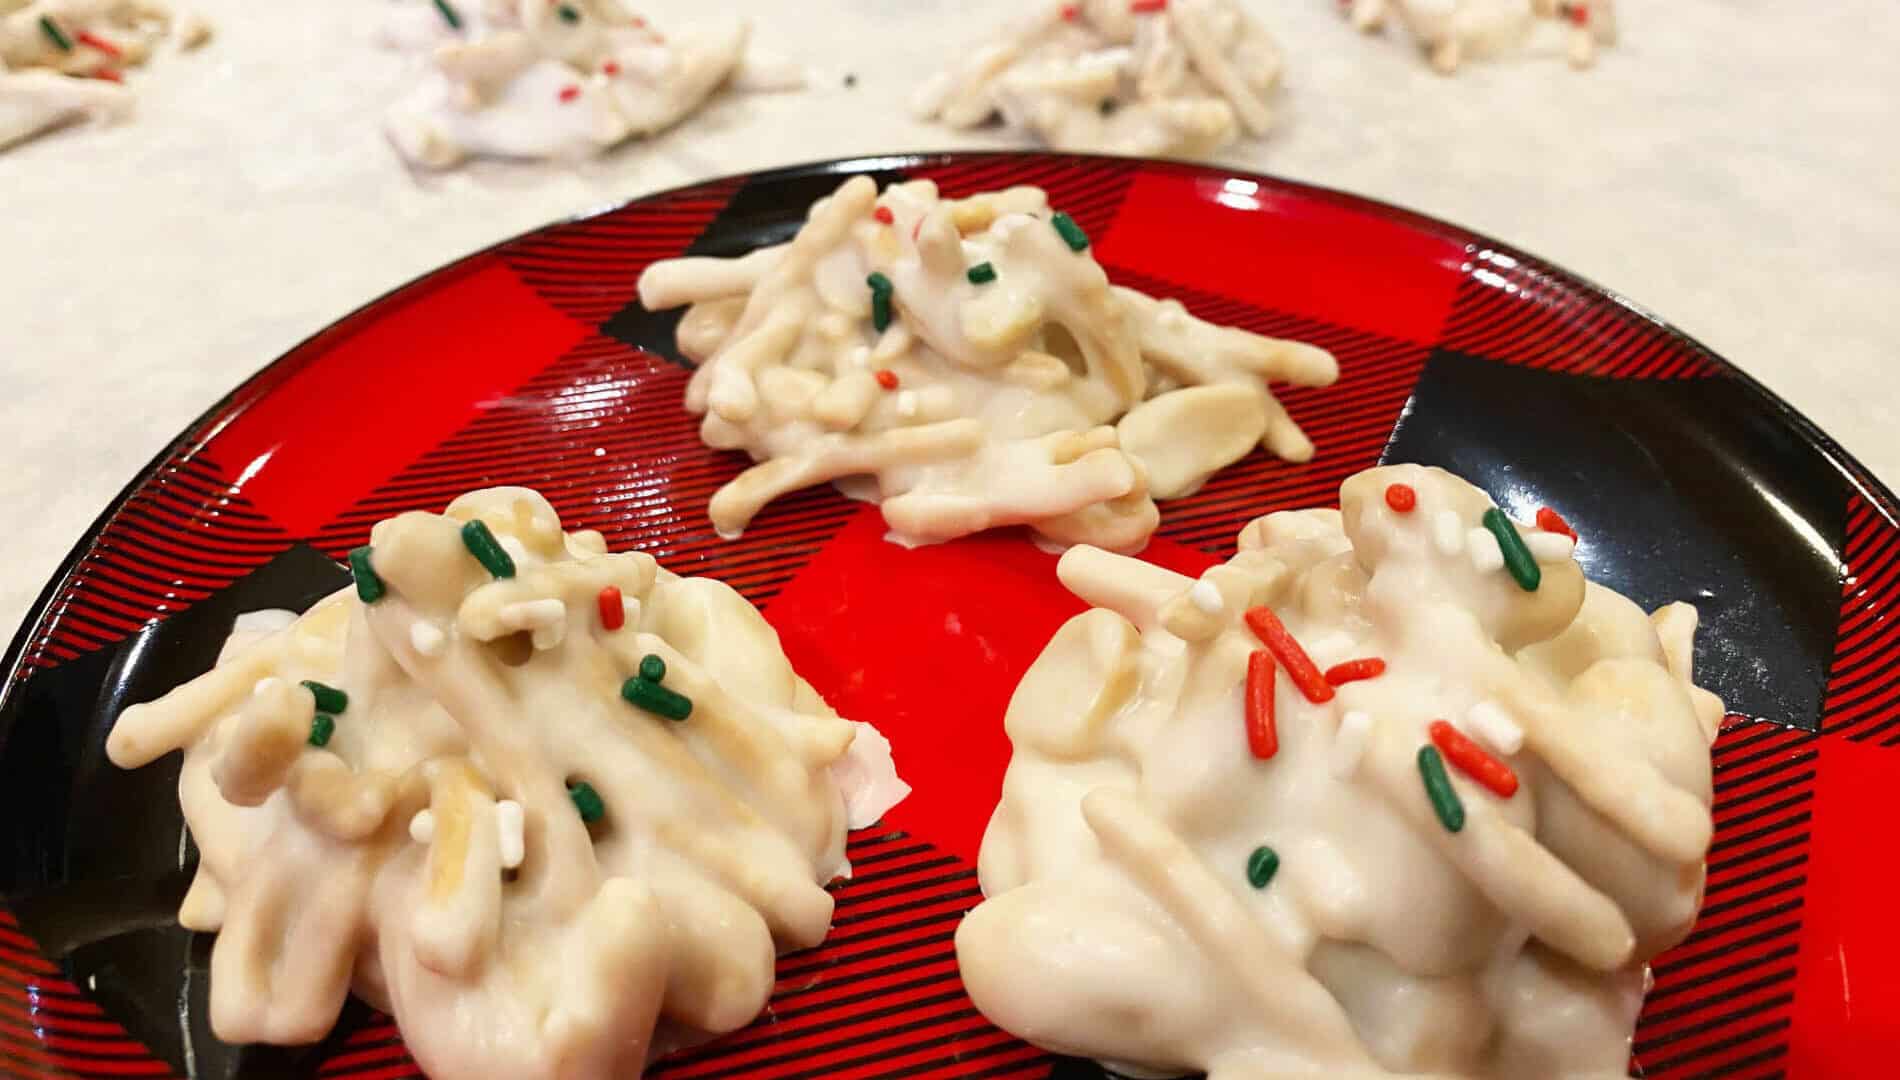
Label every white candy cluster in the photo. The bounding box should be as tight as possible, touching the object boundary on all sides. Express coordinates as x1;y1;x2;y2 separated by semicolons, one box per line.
1342;0;1619;73
959;464;1721;1078
0;0;208;151
638;175;1339;553
380;0;799;168
108;487;907;1080
914;0;1283;157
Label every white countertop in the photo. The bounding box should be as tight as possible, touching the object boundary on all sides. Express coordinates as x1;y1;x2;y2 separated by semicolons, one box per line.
3;0;1896;640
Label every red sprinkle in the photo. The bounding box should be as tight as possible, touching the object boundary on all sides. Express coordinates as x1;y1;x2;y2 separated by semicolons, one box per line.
597;586;625;631
1059;3;1080;20
76;30;122;59
558;84;581;103
1244;607;1334;704
1130;0;1168;11
93;68;123;83
1245;650;1278;759
1324;658;1386;686
1567;4;1590;26
1428;720;1518;798
1535;506;1578;542
602;60;621;76
874;369;900;390
1384;483;1417;513
873;206;895;225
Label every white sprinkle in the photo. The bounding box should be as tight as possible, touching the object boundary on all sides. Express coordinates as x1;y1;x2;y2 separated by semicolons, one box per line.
410;621;446;657
409;810;435;845
621;595;641;629
1433;511;1464;556
499;535;531;564
1189;579;1224;615
252;677;282;697
501;598;567;650
896;390;919;418
1464;700;1524;755
1330;711;1374;779
495;800;525;870
501;598;565;627
1159;307;1187;331
1524;531;1576;562
995;211;1038;237
847;345;872;370
233;609;297;634
593;447;606;458
1468;527;1505;573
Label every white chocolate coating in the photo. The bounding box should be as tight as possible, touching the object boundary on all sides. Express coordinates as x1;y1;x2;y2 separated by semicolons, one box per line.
914;0;1284;157
1344;0;1619;74
108;487;906;1080
381;0;796;169
957;464;1722;1078
637;175;1338;552
0;0;202;151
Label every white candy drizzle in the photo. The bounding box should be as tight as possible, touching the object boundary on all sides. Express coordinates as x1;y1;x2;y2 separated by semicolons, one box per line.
958;463;1723;1078
379;0;800;169
915;0;1284;157
1342;0;1620;74
0;0;210;153
107;486;907;1080
637;174;1339;553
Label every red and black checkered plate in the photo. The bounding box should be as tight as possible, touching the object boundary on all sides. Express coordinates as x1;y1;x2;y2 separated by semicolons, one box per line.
1;153;1895;1079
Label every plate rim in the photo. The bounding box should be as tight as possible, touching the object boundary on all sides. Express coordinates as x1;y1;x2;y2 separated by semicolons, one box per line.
4;148;1892;709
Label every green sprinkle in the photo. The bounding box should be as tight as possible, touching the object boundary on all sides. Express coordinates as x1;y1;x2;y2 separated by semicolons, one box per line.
1051;212;1089;252
556;3;580;23
966;262;997;285
39;15;72;52
349;545;386;603
1245;845;1279;889
1418;746;1465;833
308;713;335;748
1481;508;1542;592
866;272;894;333
568;781;604;822
431;0;463;30
300;680;349;715
638;654;667;682
460;519;516;579
622;675;693;721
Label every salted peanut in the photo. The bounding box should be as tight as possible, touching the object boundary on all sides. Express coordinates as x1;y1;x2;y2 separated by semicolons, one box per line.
1118;384;1270;499
1345;0;1621;74
1003;348;1073;391
913;0;1284;157
638;174;1339;551
213;678;316;808
810;369;883;430
959;463;1719;1078
962;286;1048;351
949;186;1048;233
756;365;828;421
108;487;907;1080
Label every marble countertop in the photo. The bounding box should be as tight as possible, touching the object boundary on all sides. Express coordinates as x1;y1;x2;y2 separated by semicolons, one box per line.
4;0;1896;640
